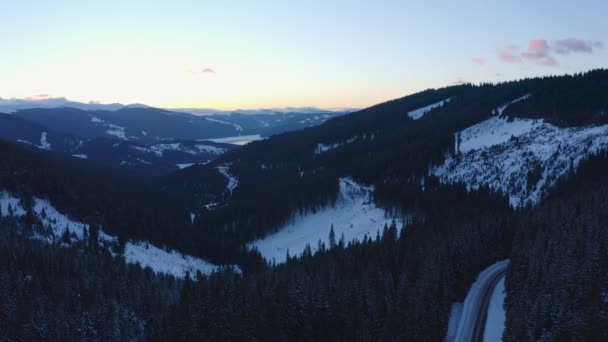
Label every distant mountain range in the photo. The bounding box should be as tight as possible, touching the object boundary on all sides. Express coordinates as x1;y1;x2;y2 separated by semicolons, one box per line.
0;98;354;178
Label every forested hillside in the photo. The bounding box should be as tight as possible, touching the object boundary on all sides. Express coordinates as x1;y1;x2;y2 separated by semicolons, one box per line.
2;70;608;340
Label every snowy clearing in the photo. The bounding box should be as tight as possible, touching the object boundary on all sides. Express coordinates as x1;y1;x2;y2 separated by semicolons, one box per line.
408;97;454;120
248;178;396;264
124;241;220;279
205;134;263;145
146;143;225;157
315;137;357;154
106;124;127;140
217;165;239;194
177;163;194;169
437;96;608;207
0;191;222;279
72;154;88;159
39;132;51;150
457;116;543;153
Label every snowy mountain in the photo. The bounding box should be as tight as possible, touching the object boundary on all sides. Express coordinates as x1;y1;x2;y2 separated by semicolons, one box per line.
436;96;608;207
1;100;351;144
0;96;147;113
0;113;237;178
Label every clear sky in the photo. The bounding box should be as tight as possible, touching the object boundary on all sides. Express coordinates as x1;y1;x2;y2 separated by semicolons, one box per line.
0;0;606;110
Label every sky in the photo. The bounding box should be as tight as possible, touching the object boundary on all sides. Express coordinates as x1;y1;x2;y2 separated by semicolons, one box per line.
0;0;606;110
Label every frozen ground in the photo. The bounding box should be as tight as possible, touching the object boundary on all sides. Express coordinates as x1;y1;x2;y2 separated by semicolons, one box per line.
436;96;608;207
408;97;454;120
0;191;222;279
249;178;397;264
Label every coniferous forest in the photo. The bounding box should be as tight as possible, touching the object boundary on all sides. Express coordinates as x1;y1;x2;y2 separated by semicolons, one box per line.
1;70;608;340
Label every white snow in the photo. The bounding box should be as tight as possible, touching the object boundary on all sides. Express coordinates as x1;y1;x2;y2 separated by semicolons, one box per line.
124;241;220;279
72;154;88;159
177;163;195;169
194;144;225;154
452;260;509;342
90;116;104;123
106;124;127;140
496;94;530;116
205;134;263;145
315;137;357;155
249;178;396;264
457;116;543;153
0;190;223;279
437;114;608;207
484;276;506;342
408;97;454;120
146;143;225;157
217;165;239;194
0;191;27;216
39;132;51;150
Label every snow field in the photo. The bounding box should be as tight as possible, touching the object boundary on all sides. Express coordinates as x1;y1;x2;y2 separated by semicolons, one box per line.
248;178;397;264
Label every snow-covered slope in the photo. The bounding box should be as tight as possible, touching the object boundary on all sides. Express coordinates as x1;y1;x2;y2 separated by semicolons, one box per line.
408;97;454;120
315;137;358;154
249;178;396;264
217;165;239;194
0;191;222;279
436;97;608;207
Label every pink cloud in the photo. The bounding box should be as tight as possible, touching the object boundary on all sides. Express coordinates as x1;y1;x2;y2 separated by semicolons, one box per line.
522;39;551;60
454;78;468;85
499;51;522;63
554;39;602;54
538;55;558;66
498;38;602;66
201;68;216;74
471;57;486;65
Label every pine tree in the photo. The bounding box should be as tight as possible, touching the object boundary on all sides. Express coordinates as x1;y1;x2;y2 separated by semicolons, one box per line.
329;224;336;249
61;226;71;244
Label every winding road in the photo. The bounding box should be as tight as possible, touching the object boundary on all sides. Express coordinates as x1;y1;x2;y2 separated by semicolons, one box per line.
452;260;509;342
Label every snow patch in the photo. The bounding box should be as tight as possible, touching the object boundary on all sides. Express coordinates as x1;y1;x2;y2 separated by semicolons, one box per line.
205;134;263;145
408;97;454;120
458;116;543;153
315;137;357;155
177;163;195;169
124;241;220;279
0;190;222;279
217;165;239;194
148;143;225;157
106;124;127;140
72;154;88;159
39;132;51;150
496;94;530;116
437;119;608;207
249;178;396;264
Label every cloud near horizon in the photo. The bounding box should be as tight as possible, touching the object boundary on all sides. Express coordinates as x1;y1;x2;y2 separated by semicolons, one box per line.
498;38;602;67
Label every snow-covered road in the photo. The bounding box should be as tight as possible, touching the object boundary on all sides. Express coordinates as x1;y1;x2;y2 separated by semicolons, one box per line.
451;260;509;342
